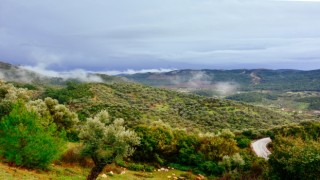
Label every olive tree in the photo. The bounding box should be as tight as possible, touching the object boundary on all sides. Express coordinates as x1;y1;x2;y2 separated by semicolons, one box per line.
27;97;79;130
79;110;140;180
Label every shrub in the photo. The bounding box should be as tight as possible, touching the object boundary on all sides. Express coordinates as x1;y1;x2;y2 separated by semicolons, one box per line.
199;161;225;176
144;165;155;172
168;163;192;171
0;101;66;169
235;136;251;148
127;163;145;171
115;159;126;167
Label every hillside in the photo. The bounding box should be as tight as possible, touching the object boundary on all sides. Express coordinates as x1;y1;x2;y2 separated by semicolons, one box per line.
0;61;310;131
1;62;319;179
121;69;320;92
41;82;303;132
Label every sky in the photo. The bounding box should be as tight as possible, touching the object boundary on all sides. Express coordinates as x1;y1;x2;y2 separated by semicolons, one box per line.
1;0;320;73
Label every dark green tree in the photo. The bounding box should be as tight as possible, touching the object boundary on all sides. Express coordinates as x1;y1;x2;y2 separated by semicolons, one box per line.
0;101;66;169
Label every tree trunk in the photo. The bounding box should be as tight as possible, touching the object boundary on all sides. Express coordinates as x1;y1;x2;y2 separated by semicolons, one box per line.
86;164;106;180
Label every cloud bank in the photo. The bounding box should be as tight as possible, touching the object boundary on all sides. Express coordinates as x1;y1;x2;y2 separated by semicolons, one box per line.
21;64;175;82
1;0;320;70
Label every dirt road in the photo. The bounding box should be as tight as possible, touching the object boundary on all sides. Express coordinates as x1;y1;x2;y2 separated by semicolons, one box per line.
251;137;272;160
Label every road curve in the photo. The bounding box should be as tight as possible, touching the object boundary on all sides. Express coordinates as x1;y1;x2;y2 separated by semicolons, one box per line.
251;137;272;160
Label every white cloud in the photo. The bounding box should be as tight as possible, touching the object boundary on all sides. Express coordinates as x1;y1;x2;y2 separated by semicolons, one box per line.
21;65;104;82
21;64;176;81
98;68;177;75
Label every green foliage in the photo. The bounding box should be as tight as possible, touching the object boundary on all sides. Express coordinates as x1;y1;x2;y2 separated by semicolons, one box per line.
238;149;269;179
199;136;239;162
133;122;175;164
168;163;192;171
79;110;140;179
27;97;79;141
266;121;320;179
235;136;251;149
127;163;145;171
126;163;155;172
269;121;320;141
197;161;225;176
43;82;93;104
45;82;295;132
0;101;66;169
226;92;265;103
79;111;140;160
175;131;202;166
226;92;279;103
269;136;320;180
10;82;38;90
132;122;241;176
241;129;262;139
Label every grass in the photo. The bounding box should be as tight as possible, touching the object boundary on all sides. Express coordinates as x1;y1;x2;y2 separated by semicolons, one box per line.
102;169;195;180
0;161;199;180
0;161;90;180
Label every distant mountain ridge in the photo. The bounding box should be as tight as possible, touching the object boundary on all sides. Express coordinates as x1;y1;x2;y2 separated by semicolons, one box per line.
2;61;320;92
0;61;125;84
121;69;320;92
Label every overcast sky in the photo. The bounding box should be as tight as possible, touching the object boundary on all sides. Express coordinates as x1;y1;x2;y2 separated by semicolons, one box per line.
1;0;320;72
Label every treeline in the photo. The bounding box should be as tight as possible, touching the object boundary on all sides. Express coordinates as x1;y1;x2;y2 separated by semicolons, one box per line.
226;92;278;103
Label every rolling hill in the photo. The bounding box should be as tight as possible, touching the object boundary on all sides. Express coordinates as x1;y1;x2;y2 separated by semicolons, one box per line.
41;82;305;132
0;61;313;132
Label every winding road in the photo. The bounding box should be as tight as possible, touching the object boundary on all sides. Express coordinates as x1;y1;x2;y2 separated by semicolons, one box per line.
251;137;272;160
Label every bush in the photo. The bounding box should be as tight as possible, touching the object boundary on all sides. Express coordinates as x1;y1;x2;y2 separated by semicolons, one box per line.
115;159;126;167
144;165;155;172
236;136;251;148
127;163;145;171
199;161;225;176
0;101;66;169
169;163;192;171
